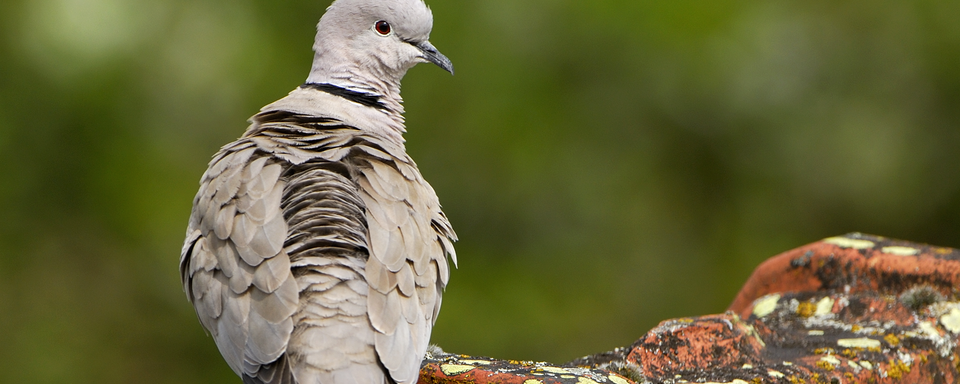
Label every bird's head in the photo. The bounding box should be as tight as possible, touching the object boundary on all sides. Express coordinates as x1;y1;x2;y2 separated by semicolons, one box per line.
308;0;453;91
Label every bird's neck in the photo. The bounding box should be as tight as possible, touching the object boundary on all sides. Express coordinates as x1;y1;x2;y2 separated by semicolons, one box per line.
306;53;407;130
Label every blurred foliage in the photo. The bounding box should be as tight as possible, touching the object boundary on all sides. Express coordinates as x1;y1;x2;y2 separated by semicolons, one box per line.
1;0;959;383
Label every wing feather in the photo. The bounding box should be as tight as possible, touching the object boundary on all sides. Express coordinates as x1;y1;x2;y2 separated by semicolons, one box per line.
253;250;293;293
214;203;237;240
182;144;298;381
210;237;238;279
395;263;415;297
356;149;456;384
231;214;258;250
228;259;256;295
374;317;418;381
367;288;402;335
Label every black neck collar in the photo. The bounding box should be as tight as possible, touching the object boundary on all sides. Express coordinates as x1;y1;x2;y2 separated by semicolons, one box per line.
300;83;387;110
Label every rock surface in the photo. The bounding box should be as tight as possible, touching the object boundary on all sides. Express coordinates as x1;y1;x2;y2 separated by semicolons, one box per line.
419;233;960;384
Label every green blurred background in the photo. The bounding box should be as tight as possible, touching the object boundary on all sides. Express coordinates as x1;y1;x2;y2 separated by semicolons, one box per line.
1;0;959;382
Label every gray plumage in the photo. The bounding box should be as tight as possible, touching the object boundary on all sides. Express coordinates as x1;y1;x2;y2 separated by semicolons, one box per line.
179;0;457;383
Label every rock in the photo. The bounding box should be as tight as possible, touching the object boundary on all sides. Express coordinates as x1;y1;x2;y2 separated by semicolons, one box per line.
420;233;960;383
420;349;637;384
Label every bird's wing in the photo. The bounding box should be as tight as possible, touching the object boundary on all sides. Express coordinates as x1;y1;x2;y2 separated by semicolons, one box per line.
353;133;457;384
180;139;299;384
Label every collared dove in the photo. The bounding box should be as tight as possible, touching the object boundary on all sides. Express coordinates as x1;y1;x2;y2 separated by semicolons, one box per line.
178;0;457;383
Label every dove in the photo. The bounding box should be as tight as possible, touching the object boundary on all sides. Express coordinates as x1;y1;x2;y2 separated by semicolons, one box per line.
179;0;457;383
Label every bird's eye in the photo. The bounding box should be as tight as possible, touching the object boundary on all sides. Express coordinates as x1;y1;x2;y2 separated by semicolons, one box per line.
374;20;391;36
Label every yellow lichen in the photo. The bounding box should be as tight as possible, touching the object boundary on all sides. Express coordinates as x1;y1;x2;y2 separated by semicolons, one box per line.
817;355;839;371
884;333;900;347
837;338;880;349
440;364;475;376
823;236;875;249
459;359;492;365
798;302;816;317
881;246;918;256
607;375;630;384
817;348;836;355
841;348;857;358
815;297;834;316
576;377;598;384
852;325;863;332
918;321;940;338
753;294;781;318
940;307;960;334
887;359;910;380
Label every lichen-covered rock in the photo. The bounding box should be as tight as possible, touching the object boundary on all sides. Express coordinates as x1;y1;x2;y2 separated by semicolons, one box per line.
419;348;637;384
420;233;960;384
729;232;960;318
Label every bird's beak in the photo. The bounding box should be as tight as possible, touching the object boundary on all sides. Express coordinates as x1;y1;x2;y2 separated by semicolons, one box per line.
417;41;454;75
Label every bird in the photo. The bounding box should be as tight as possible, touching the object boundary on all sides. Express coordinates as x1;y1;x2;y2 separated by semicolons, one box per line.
178;0;457;383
